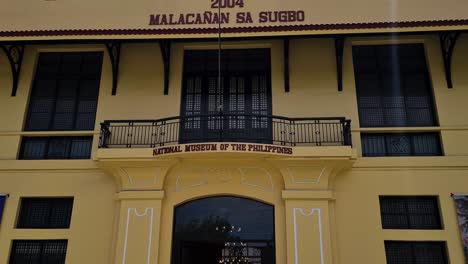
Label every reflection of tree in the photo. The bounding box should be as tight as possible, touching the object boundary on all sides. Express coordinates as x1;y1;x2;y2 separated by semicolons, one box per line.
176;215;251;263
176;214;240;242
454;196;468;264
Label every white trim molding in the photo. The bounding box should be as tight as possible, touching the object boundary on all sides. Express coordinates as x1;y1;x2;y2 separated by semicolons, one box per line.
239;167;274;191
120;167;162;185
175;168;208;192
122;208;154;264
293;208;324;264
288;166;327;184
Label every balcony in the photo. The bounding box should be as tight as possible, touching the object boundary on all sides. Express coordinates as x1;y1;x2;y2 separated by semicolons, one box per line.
99;114;352;148
97;114;354;191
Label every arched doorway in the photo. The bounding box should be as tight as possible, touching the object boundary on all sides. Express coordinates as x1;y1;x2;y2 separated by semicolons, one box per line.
171;196;275;264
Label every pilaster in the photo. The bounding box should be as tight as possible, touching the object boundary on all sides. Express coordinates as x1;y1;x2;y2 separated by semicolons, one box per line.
114;191;164;264
98;160;177;264
274;157;354;264
282;190;335;264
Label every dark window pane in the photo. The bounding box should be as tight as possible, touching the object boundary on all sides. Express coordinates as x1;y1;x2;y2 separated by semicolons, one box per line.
20;138;47;159
385;242;413;264
79;79;100;98
353;44;437;127
69;138;92;159
17;199;51;228
48;199;74;228
25;52;102;131
385;241;448;264
75;99;98;130
361;133;441;157
47;138;71;159
412;133;442;156
82;53;103;75
413;243;447;264
380;197;442;229
17;198;73;229
20;137;92;160
56;79;79;97
36;54;61;76
385;134;412;156
9;241;42;264
32;79;56;97
60;54;82;74
10;240;68;264
41;241;68;264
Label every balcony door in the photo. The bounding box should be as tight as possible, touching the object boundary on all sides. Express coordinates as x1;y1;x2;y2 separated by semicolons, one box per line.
180;49;272;143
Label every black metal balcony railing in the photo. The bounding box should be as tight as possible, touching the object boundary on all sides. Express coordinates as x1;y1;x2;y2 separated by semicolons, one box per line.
99;114;352;148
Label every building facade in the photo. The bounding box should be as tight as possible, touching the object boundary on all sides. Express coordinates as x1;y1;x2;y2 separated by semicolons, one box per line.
0;0;468;263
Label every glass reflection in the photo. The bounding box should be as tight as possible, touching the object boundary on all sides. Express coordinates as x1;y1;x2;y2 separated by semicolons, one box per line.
171;196;275;264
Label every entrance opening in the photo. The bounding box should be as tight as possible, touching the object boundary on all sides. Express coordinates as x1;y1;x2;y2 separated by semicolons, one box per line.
171;196;275;264
180;49;272;144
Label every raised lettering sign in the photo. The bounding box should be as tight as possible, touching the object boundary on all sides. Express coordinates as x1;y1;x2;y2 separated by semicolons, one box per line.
153;143;293;156
149;0;305;26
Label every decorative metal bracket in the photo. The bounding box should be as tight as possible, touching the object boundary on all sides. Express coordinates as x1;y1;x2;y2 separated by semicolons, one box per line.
334;37;345;91
159;40;171;95
439;31;461;89
0;45;24;96
284;38;290;93
105;42;122;95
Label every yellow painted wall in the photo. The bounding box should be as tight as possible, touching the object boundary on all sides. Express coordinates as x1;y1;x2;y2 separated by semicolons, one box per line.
0;33;467;264
0;161;117;263
335;157;468;264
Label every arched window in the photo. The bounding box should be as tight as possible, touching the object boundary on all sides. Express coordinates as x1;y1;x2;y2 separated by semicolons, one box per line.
171;196;275;264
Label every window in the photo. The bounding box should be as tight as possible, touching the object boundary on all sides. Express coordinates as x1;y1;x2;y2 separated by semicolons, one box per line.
19;137;92;160
385;241;448;264
0;194;7;225
380;196;442;229
353;44;437;128
17;198;73;229
9;240;68;264
21;52;102;160
362;133;442;157
25;52;103;131
180;49;272;143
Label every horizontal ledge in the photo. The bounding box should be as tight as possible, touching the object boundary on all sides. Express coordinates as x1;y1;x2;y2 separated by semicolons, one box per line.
382;230;447;240
116;190;165;200
352;126;468;133
1;22;467;38
0;160;100;171
282;190;335;200
0;131;99;137
451;193;468;197
353;156;468;169
7;230;70;239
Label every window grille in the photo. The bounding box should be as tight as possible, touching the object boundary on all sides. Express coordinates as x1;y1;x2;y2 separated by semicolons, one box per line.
25;52;103;131
9;240;68;264
353;44;437;128
19;137;92;160
17;198;73;229
180;49;272;144
385;241;448;264
361;133;442;157
380;196;442;229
